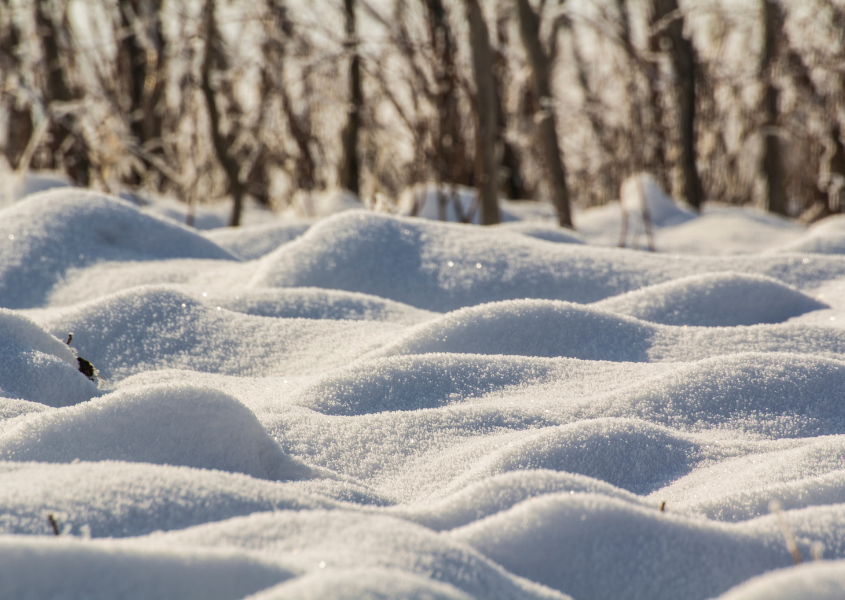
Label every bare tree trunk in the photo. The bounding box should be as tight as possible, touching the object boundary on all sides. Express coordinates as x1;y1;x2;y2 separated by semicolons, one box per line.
117;2;146;123
652;0;703;210
200;0;245;226
422;0;465;191
493;16;531;201
0;1;33;169
36;0;91;185
37;1;73;106
117;0;167;186
515;0;572;228
761;0;788;216
262;0;316;194
340;0;361;197
827;122;845;213
632;0;668;191
781;42;845;220
464;0;500;225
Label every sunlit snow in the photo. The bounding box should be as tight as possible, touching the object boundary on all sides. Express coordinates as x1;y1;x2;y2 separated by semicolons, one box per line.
2;181;845;599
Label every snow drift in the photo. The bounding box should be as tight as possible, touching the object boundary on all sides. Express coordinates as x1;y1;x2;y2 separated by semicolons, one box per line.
1;186;844;599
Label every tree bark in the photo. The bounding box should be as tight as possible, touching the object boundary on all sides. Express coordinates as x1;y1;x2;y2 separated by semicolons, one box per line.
760;0;788;216
652;0;703;210
0;1;33;169
262;1;316;194
201;0;245;226
464;0;500;225
828;122;845;213
340;0;361;197
515;0;572;228
423;0;466;190
36;0;91;185
118;0;167;175
781;44;845;219
492;17;531;200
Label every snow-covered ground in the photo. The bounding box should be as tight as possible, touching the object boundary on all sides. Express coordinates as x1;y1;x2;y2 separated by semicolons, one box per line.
2;175;845;599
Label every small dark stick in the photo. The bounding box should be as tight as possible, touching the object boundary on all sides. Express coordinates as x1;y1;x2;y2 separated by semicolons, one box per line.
659;500;666;513
65;332;98;383
77;356;97;380
48;513;60;536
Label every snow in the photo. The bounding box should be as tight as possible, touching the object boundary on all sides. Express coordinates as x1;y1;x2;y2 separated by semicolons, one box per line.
2;178;845;599
205;221;314;260
244;568;478;600
398;184;521;224
248;210;845;311
140;194;281;230
0;189;235;308
0;536;294;600
592;272;827;326
777;215;845;256
0;171;72;206
0;383;317;480
152;510;564;600
656;207;804;256
496;221;587;245
451;493;791;600
710;561;845;600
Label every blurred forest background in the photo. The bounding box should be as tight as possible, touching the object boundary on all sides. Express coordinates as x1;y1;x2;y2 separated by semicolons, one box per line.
0;0;843;228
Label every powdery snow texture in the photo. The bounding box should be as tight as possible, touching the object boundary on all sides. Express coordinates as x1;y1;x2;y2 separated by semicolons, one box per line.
1;187;844;599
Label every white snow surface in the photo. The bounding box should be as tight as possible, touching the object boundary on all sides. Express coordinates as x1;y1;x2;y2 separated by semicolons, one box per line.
2;183;845;599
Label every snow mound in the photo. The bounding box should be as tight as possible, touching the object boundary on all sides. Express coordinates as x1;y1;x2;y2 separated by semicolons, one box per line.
496;221;586;244
157;510;568;600
294;354;559;415
33;285;401;380
393;470;648;531
0;342;97;408
41;257;248;308
0;189;235;308
0;383;317;481
246;568;477;600
654;206;804;255
0;398;50;423
370;300;654;361
0;309;97;407
656;436;845;515
456;419;701;495
593;272;827;326
776;214;845;255
605;353;845;438
0;461;340;537
205;221;313;260
711;560;845;600
250;210;845;312
451;493;789;600
0;536;293;600
0;171;73;205
610;353;845;437
5;182;845;598
681;470;845;523
204;287;433;324
249;210;665;310
0;308;78;367
650;322;845;362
